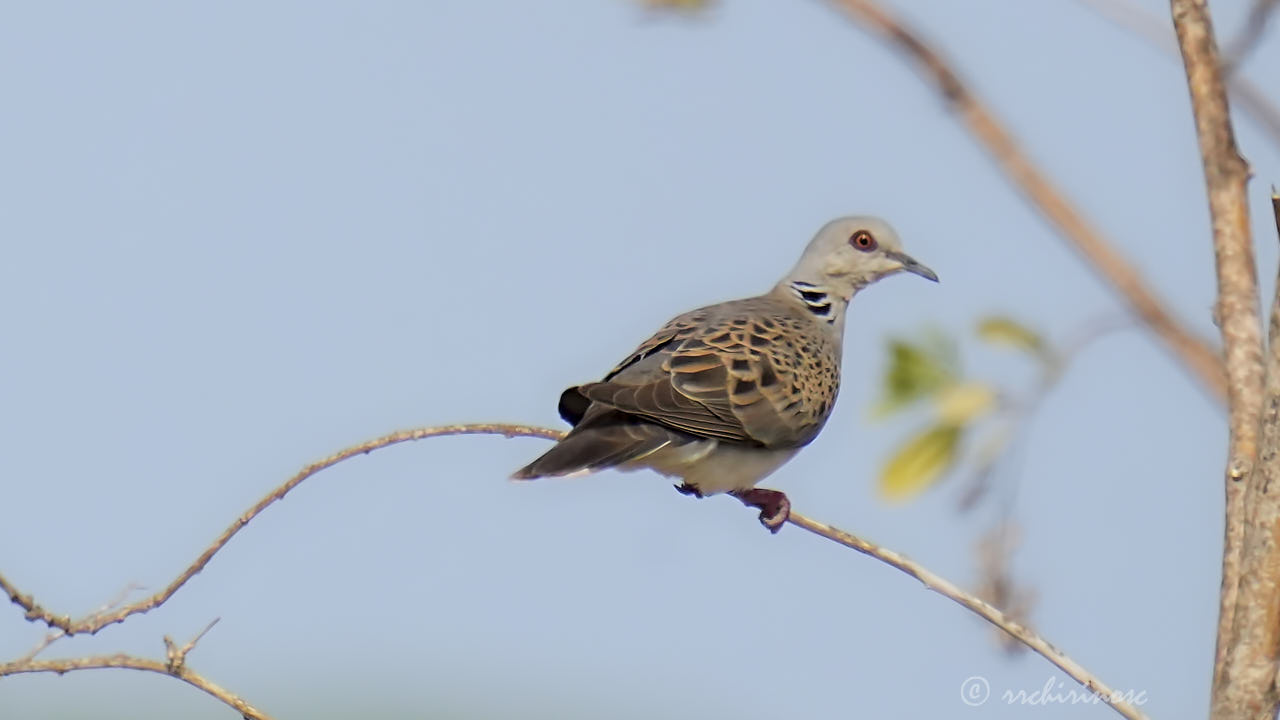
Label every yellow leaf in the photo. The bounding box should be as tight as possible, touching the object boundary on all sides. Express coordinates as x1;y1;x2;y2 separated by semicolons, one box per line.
935;382;997;424
878;424;962;503
976;316;1044;354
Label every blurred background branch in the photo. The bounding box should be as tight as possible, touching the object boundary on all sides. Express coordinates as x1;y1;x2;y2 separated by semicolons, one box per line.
1076;0;1280;150
870;313;1133;661
823;0;1227;402
1224;0;1280;70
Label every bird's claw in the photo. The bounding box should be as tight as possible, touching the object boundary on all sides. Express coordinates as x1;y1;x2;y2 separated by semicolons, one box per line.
674;482;704;498
730;488;790;534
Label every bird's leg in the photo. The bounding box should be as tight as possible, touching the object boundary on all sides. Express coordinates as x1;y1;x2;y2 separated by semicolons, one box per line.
730;488;790;534
674;482;704;498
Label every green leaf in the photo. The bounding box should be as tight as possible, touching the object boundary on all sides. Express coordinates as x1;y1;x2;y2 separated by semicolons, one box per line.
878;423;962;502
976;316;1045;354
873;337;958;418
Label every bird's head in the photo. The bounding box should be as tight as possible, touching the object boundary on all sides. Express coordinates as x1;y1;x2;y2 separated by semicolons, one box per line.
782;216;937;301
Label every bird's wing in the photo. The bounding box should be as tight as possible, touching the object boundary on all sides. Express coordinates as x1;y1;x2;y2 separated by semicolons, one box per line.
570;301;836;448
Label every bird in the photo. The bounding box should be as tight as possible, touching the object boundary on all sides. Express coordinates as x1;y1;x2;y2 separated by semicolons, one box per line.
513;216;937;532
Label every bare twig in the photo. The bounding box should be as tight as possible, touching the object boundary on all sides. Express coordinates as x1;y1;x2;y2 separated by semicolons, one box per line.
0;650;269;720
1169;2;1268;715
0;424;563;635
3;422;1142;719
1075;0;1280;150
823;0;1227;403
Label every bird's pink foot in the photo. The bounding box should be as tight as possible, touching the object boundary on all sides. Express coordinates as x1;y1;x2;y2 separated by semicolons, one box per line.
674;482;704;498
730;488;790;533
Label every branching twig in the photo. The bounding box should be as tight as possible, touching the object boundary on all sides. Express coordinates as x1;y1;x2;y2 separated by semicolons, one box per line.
823;0;1227;403
15;582;144;664
3;422;1143;719
165;617;220;673
1169;2;1268;715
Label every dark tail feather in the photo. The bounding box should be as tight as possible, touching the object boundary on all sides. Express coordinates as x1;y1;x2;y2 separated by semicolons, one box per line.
511;424;672;480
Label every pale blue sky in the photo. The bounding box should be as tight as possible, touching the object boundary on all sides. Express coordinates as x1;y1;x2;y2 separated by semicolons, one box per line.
2;1;1279;718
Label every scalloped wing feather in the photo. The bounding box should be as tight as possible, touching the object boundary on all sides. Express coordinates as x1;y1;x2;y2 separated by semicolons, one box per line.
577;297;840;449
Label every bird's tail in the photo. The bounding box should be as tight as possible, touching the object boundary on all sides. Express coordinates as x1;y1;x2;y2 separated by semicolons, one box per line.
511;419;674;480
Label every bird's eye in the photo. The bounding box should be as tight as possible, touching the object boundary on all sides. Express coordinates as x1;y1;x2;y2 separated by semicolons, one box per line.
849;230;877;252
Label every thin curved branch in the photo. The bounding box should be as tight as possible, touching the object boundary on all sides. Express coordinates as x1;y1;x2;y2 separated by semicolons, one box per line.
0;424;562;635
824;0;1227;403
0;652;269;720
2;422;1147;720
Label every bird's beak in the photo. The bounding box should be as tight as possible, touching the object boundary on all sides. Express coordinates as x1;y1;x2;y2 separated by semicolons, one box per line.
886;250;939;282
